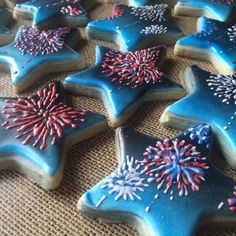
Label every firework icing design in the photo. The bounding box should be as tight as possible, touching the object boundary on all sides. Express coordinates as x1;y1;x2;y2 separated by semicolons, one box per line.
18;0;84;14
14;26;72;56
227;25;236;42
60;5;84;15
141;25;167;35
183;124;211;149
143;139;209;197
207;73;236;104
79;127;236;235
101;48;163;88
1;82;88;150
59;0;84;15
175;17;236;74
108;5;125;19
200;23;236;46
130;4;168;22
30;0;84;15
15;0;94;28
207;73;236;130
228;186;236;211
96;155;148;208
64;44;184;128
86;4;183;51
195;21;218;38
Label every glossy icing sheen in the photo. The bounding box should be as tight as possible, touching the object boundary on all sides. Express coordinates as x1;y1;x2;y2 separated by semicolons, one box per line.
64;45;184;125
0;26;81;90
87;4;183;51
175;0;236;22
0;81;106;176
15;0;94;27
175;17;236;73
161;65;236;169
80;126;236;236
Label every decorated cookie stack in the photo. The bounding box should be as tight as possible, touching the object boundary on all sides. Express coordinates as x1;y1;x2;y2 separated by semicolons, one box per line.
0;0;236;236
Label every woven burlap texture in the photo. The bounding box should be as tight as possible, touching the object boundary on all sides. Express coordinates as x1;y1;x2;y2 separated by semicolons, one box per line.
0;3;236;236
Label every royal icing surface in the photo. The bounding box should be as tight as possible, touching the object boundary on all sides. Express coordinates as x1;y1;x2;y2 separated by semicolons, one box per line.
80;126;236;236
175;17;236;72
228;186;236;211
87;4;183;51
0;81;106;176
0;26;82;91
161;65;236;169
15;0;95;27
64;45;184;125
2;82;88;150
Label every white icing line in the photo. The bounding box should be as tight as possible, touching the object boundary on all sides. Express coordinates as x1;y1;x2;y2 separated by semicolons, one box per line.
218;202;224;210
96;195;107;208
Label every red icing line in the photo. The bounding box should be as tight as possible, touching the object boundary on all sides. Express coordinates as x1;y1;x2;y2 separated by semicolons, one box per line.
14;26;72;56
60;5;84;15
101;47;163;88
108;6;124;19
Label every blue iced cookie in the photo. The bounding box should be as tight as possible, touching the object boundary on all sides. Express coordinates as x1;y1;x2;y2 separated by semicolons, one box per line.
64;45;184;127
0;26;85;93
86;4;183;51
0;81;107;190
174;0;236;22
78;125;236;236
0;8;14;45
175;17;236;74
14;0;96;28
160;65;236;169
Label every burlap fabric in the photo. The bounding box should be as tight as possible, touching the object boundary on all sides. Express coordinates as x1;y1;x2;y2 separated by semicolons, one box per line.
0;2;236;236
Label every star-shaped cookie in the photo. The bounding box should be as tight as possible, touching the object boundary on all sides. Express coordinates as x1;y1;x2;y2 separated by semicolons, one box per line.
175;17;236;74
78;126;236;236
64;45;184;127
0;81;107;190
87;4;183;51
0;8;14;45
160;65;236;169
14;0;96;28
0;26;85;93
174;0;236;22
